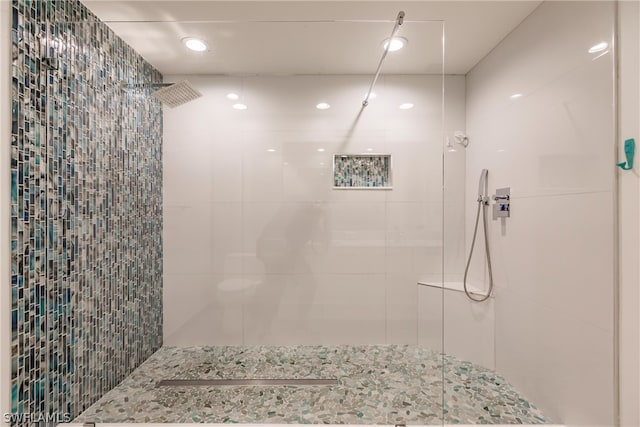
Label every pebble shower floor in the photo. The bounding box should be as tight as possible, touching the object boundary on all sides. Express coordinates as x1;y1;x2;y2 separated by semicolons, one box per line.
73;345;550;424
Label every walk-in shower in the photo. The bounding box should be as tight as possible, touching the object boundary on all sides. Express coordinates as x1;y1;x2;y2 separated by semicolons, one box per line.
6;0;623;426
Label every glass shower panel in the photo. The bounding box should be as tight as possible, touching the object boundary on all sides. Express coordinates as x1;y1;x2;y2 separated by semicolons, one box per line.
152;19;447;425
442;1;617;425
14;10;445;424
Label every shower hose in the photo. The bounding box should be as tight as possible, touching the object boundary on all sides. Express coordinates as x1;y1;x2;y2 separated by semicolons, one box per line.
462;198;494;302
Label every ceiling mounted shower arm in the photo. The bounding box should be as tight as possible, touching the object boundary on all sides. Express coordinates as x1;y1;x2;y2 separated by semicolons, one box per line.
362;11;405;107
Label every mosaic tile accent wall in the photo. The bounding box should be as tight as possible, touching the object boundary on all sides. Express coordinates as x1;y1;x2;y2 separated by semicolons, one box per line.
333;154;392;188
10;0;163;421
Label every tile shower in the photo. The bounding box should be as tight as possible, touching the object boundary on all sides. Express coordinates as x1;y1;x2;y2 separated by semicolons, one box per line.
4;0;623;426
10;0;162;420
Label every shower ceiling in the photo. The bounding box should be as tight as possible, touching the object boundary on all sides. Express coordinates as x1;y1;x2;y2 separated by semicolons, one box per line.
83;0;541;75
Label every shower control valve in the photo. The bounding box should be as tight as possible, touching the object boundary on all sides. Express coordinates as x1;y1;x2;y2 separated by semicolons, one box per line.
492;187;511;220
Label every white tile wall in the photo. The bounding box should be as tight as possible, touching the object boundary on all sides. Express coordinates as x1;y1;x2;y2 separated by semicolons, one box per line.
417;284;443;354
464;2;616;425
163;74;467;346
385;272;423;344
418;284;495;369
163;274;245;345
495;287;614;425
163;205;213;275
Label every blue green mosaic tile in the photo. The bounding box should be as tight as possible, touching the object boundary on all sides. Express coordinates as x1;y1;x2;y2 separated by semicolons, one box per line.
10;0;163;423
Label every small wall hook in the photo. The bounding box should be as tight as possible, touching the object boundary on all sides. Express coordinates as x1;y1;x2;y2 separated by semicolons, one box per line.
617;138;635;171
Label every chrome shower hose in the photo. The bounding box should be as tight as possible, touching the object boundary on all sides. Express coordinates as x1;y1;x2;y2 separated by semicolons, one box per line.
463;199;494;302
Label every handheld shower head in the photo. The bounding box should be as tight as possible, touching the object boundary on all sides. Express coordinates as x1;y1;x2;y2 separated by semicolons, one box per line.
478;169;488;202
465;167;494;303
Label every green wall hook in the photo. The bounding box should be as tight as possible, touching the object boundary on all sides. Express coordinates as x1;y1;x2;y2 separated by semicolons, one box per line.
617;138;635;170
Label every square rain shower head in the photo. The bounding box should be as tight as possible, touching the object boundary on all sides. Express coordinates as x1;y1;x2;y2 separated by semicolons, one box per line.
152;80;202;108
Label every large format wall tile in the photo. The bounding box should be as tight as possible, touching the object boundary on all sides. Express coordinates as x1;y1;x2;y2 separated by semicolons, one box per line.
10;0;163;420
163;74;466;345
465;2;616;424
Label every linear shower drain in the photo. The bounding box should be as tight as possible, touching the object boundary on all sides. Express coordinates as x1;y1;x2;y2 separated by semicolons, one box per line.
156;378;339;387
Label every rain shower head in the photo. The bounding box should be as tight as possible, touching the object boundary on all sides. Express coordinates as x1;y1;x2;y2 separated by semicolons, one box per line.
151;80;202;108
121;80;202;108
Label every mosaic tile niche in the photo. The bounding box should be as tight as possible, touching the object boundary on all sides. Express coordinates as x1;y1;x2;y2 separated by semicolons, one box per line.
10;0;163;421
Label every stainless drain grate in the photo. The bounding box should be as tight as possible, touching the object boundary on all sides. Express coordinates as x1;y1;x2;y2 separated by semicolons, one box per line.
156;378;338;387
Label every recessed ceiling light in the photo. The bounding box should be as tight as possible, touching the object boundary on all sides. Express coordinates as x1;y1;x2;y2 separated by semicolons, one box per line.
367;148;373;152
383;37;407;52
232;103;247;110
510;93;523;99
588;42;608;53
226;93;239;100
267;148;276;152
317;148;325;152
316;102;331;110
182;37;208;52
399;103;414;110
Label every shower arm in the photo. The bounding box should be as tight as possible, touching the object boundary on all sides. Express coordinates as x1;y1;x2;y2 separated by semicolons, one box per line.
121;82;174;89
362;11;405;107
